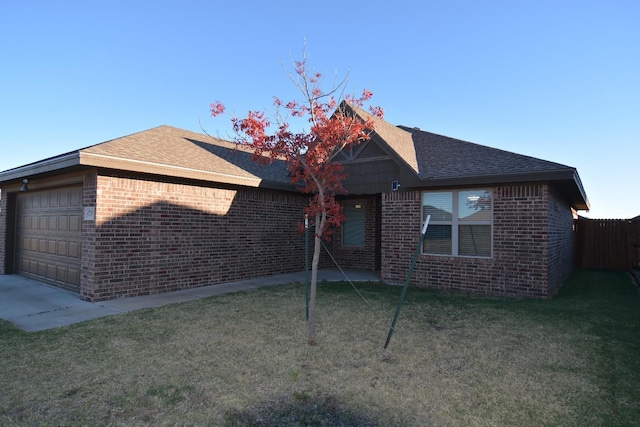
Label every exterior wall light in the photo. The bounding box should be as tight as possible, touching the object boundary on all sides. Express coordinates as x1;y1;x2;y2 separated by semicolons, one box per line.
20;179;29;192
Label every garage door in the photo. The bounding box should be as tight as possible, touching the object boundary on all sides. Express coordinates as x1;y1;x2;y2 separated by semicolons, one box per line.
16;186;83;292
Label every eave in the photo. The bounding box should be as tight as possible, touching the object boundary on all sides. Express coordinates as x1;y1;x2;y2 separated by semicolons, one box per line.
406;168;590;210
0;151;295;192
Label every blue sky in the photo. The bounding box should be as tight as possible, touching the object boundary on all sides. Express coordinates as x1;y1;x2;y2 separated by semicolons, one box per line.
1;1;638;218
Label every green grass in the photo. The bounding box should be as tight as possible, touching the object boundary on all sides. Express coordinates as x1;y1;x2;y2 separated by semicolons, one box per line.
0;269;639;426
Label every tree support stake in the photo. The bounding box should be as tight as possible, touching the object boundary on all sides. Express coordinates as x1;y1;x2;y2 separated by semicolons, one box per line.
384;215;430;349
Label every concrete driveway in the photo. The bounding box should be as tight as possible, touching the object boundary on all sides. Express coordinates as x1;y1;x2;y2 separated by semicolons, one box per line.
0;269;381;332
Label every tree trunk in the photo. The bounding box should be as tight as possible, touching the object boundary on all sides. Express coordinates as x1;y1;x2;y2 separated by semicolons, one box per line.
307;212;323;346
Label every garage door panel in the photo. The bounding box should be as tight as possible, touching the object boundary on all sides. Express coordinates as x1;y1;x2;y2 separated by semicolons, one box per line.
59;191;68;207
69;215;80;232
58;215;68;231
56;266;65;281
57;241;67;256
69;242;80;258
44;262;53;278
67;268;80;286
16;186;83;293
38;193;48;208
70;190;81;206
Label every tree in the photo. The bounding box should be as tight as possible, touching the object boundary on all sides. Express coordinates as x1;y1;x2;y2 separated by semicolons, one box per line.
210;56;383;345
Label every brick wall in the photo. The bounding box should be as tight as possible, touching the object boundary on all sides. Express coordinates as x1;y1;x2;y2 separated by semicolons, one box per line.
328;195;381;271
546;185;575;295
491;184;550;297
85;174;308;301
381;184;569;298
0;190;6;274
80;171;98;300
381;191;422;284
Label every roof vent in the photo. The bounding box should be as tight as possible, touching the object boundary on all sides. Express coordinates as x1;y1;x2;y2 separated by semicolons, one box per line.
413;127;421;131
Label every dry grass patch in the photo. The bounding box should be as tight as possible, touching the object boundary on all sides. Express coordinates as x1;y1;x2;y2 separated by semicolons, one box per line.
0;269;638;426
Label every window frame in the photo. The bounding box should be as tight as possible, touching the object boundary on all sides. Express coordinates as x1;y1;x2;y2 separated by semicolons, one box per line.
422;189;493;258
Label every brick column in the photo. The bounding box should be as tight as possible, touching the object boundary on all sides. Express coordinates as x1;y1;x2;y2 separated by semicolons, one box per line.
0;190;7;275
80;171;97;301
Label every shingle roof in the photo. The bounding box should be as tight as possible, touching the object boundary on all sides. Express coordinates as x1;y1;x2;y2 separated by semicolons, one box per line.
347;103;577;180
80;125;291;186
0;110;589;209
400;126;574;180
346;105;588;209
346;104;420;174
0;125;292;189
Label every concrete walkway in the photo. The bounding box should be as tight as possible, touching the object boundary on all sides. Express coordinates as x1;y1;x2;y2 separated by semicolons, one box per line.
0;269;381;332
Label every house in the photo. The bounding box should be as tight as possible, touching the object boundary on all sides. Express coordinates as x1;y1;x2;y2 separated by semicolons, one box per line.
0;110;589;300
0;127;308;301
333;105;589;297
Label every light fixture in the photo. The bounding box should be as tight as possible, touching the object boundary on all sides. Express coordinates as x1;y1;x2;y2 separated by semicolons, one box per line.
20;179;29;192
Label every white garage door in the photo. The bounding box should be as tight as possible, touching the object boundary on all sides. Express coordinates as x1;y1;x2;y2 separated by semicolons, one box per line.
15;186;83;292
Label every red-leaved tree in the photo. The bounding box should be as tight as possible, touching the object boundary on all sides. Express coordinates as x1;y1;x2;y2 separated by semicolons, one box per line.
210;56;383;345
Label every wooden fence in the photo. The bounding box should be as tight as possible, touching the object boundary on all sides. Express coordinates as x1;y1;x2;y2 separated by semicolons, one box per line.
574;218;640;271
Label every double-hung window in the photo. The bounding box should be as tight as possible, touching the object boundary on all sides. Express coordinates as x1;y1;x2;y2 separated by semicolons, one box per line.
422;189;492;257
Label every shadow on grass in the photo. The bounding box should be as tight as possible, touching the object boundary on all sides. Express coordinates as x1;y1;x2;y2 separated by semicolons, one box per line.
222;393;384;427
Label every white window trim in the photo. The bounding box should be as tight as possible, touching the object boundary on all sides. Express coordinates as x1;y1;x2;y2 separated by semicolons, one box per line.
422;189;493;258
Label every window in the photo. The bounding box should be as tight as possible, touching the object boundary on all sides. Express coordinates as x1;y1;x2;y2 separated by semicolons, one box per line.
342;200;365;246
422;189;492;257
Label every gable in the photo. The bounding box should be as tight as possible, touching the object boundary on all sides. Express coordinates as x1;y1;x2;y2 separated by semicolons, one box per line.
338;140;388;161
343;103;419;174
335;134;423;195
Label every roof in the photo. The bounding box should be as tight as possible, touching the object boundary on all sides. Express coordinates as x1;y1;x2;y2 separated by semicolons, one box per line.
344;104;420;174
403;127;574;180
344;105;589;210
0;126;292;190
0;109;590;210
405;127;589;209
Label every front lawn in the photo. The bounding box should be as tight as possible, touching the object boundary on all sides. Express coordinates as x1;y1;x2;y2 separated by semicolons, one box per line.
1;269;638;426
